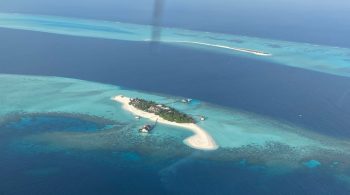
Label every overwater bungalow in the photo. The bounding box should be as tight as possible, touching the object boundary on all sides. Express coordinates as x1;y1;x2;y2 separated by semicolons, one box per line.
139;124;153;133
181;98;192;103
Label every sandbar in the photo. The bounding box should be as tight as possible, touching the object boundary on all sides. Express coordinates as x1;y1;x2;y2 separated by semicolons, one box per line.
112;95;218;150
172;41;272;56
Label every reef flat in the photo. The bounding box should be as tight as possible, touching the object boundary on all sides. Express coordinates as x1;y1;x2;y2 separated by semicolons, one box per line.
1;74;350;168
0;13;349;77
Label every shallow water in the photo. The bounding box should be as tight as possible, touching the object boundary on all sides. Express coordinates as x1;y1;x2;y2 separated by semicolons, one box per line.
1;74;350;194
0;74;343;150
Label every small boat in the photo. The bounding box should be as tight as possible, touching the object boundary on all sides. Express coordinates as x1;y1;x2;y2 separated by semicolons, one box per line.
135;116;141;120
200;116;206;121
181;98;192;103
139;124;153;133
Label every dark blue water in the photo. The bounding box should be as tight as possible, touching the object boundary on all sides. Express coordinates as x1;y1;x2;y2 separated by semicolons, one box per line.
1;29;350;139
1;114;350;195
1;129;349;195
4;115;104;132
0;154;347;195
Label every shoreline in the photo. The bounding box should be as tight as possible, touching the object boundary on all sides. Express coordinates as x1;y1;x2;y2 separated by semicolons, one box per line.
112;95;218;151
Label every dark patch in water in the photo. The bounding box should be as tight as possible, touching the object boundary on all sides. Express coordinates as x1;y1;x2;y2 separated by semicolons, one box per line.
160;159;350;195
267;44;282;48
205;36;228;41
230;39;244;43
1;112;115;132
174;32;198;37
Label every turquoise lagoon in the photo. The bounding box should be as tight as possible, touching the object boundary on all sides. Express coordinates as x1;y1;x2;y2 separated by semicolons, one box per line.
0;13;350;78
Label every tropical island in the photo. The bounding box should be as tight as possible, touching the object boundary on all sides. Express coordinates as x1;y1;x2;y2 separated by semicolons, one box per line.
129;98;195;123
112;95;218;150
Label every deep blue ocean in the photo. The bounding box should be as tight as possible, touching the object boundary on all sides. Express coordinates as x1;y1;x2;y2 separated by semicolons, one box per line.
1;0;350;194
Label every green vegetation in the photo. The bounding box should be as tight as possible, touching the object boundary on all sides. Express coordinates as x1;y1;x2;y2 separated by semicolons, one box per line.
129;98;195;123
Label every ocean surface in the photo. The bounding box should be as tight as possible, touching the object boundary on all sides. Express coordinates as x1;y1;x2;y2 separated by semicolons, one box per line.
1;0;350;194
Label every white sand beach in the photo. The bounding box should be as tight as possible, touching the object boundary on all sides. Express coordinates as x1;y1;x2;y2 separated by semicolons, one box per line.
172;41;272;56
112;95;218;150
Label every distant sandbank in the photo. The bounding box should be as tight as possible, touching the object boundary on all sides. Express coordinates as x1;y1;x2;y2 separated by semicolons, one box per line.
112;95;218;150
172;41;272;56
